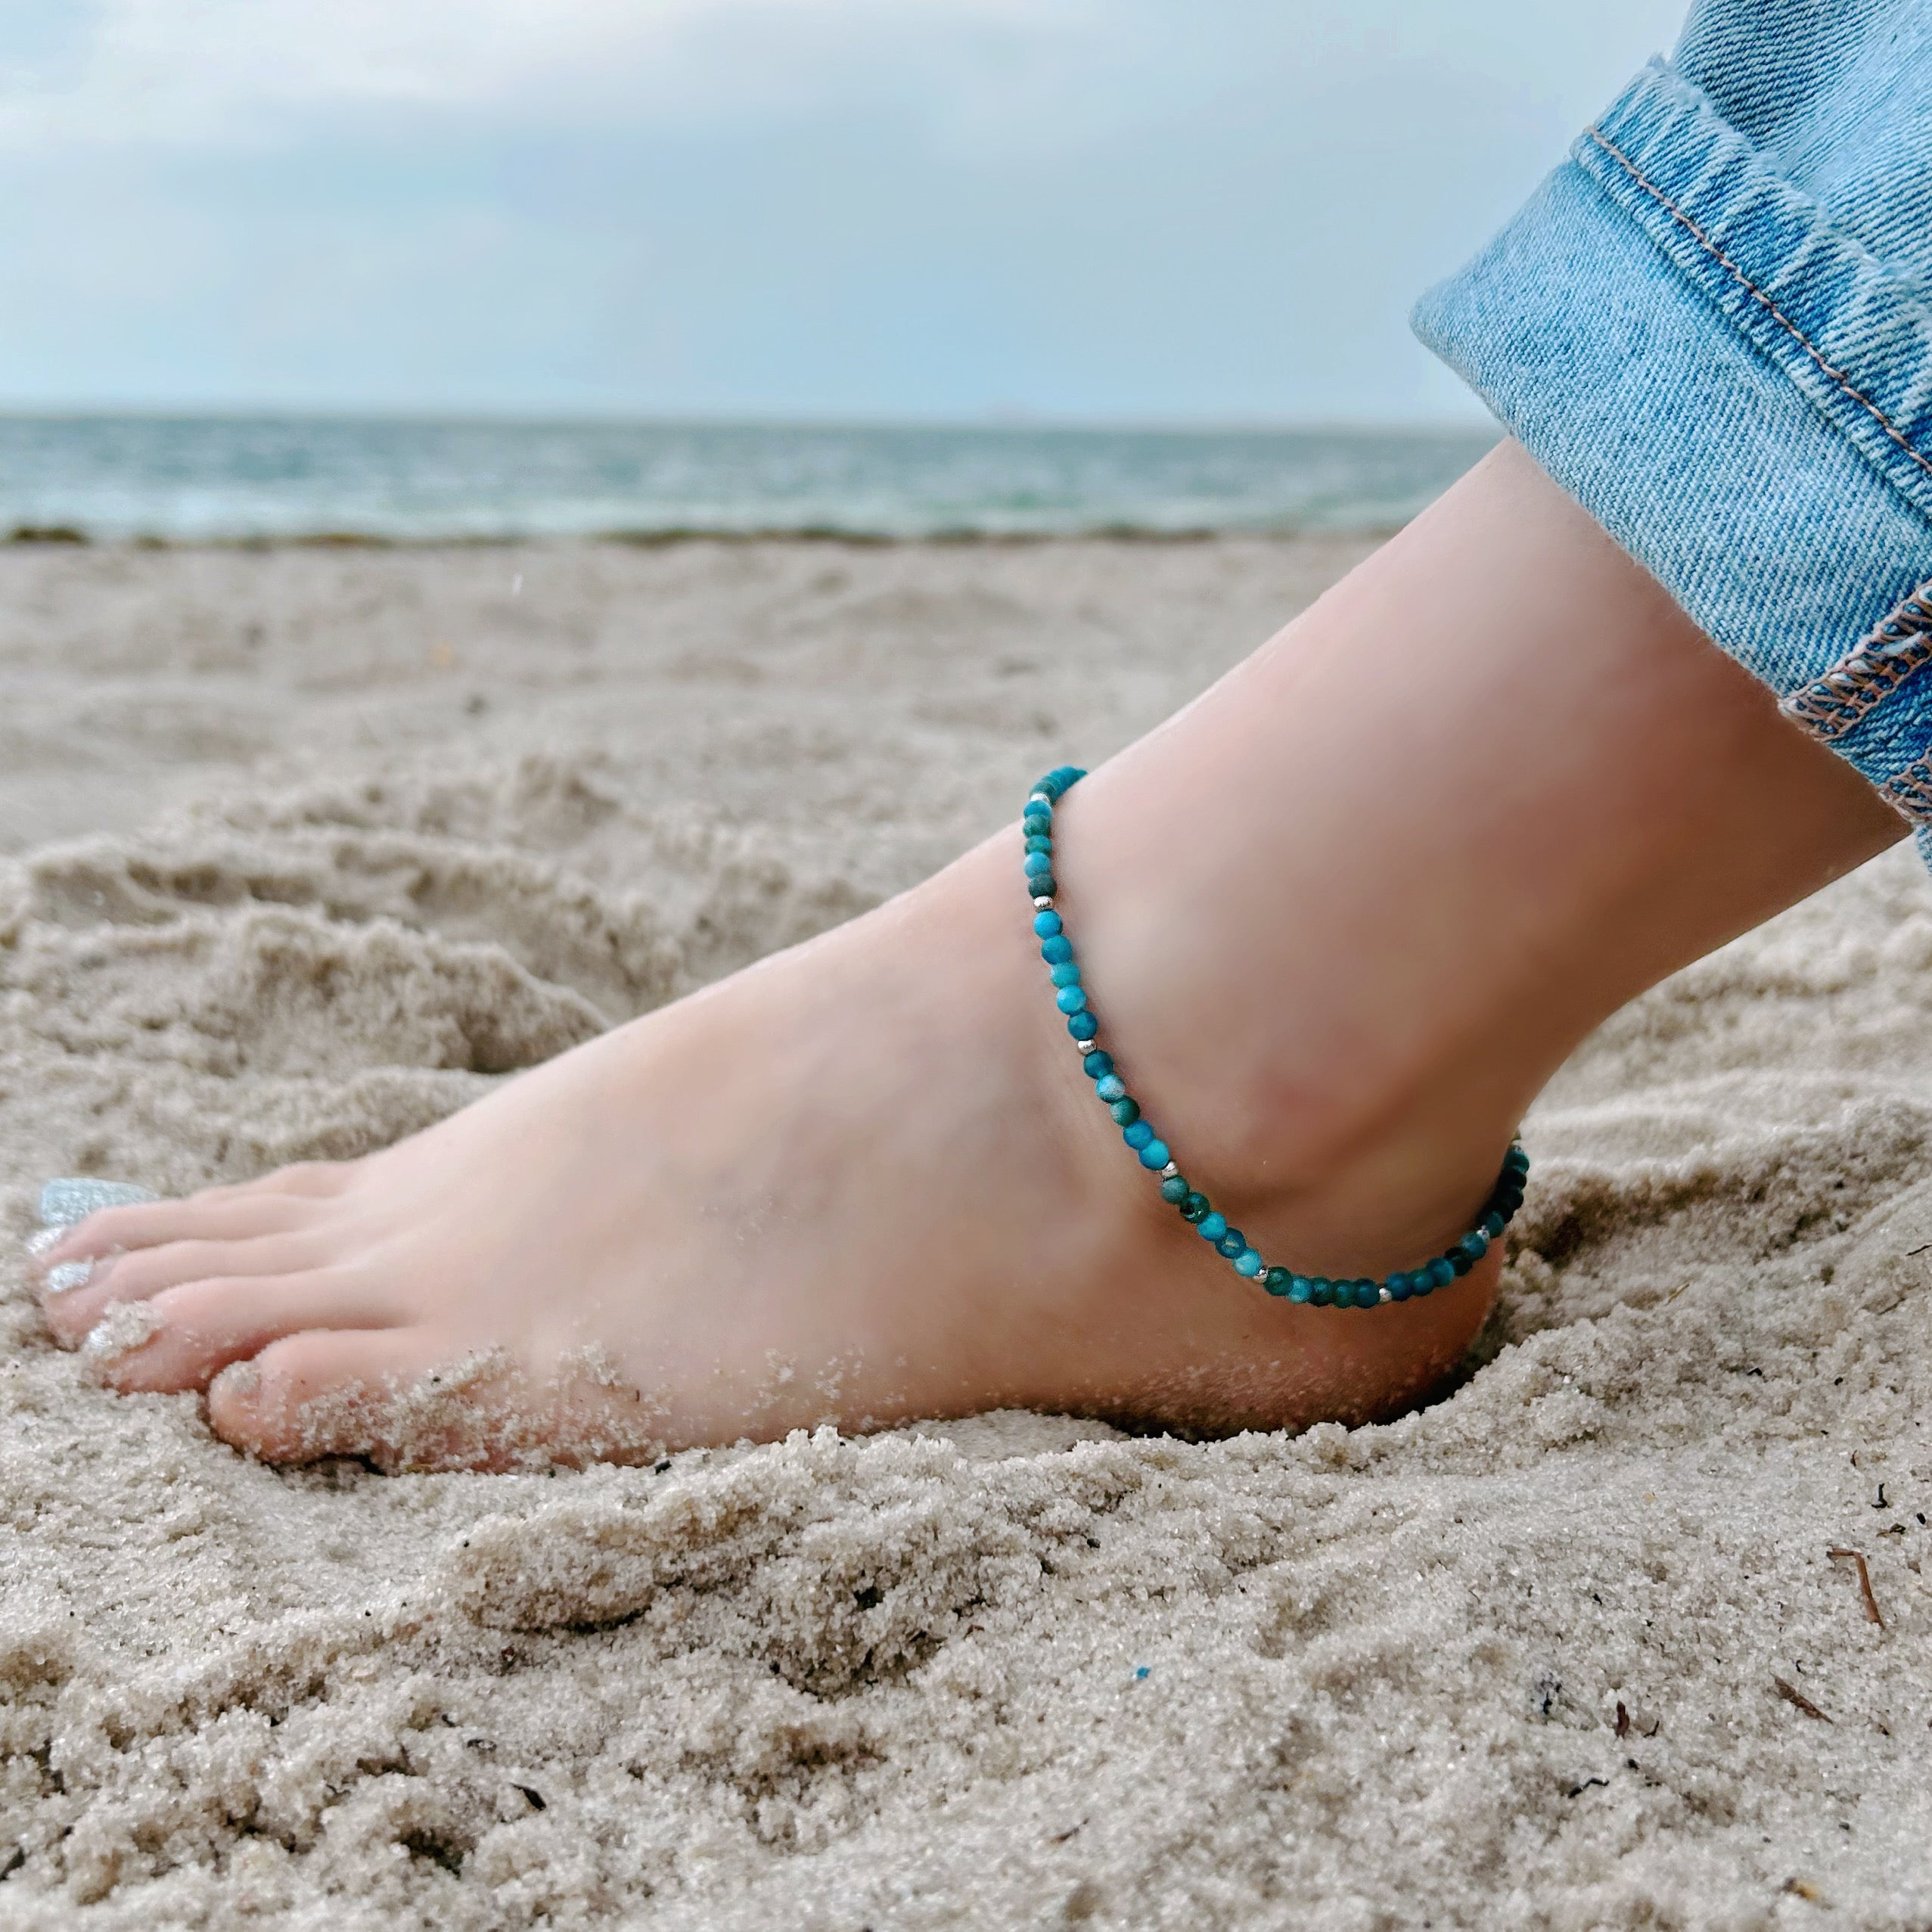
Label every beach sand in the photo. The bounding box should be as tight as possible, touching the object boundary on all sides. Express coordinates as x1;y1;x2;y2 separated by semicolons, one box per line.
4;535;1932;1928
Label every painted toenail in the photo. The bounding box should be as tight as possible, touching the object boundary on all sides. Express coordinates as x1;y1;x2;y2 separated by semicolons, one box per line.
38;1178;157;1230
25;1228;62;1259
79;1301;165;1374
43;1259;95;1294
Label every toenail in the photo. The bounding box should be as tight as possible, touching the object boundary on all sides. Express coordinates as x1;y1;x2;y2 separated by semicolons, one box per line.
25;1228;63;1259
38;1178;157;1228
79;1300;165;1374
43;1259;95;1294
214;1359;261;1398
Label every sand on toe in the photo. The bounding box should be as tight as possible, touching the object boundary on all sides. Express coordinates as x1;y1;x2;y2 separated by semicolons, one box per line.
3;534;1932;1929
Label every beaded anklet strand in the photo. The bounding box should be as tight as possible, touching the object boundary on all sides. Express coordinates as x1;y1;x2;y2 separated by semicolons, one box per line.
1024;767;1528;1308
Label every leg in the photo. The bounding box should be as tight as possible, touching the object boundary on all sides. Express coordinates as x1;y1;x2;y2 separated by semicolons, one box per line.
33;443;1903;1468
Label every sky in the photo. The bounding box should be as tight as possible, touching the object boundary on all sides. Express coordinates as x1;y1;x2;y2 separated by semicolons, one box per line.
0;0;1688;423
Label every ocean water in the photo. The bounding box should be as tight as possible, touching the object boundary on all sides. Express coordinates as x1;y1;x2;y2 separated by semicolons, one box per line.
0;415;1496;543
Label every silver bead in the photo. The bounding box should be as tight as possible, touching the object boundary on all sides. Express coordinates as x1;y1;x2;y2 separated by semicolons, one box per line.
1161;1162;1179;1179
1033;895;1054;909
1378;1285;1393;1303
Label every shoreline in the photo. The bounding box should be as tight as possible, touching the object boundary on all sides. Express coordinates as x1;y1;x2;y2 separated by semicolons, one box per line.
5;522;1409;550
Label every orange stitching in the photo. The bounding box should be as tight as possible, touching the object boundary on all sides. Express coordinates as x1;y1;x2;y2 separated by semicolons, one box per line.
1784;638;1932;735
1584;125;1932;489
1781;581;1932;738
1882;753;1932;823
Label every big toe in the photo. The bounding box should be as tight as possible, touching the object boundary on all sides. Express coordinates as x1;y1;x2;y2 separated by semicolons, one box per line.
207;1329;544;1472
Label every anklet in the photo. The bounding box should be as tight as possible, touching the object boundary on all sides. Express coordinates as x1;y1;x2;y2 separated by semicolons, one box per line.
1023;766;1528;1307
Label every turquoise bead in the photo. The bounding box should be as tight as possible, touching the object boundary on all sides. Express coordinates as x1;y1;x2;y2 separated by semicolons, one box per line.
1159;1175;1190;1204
1458;1230;1489;1262
1123;1120;1153;1150
1025;851;1055;880
1050;961;1082;987
1095;1074;1126;1102
1041;935;1073;964
1448;1249;1473;1277
1288;1275;1312;1303
1232;1249;1263;1277
1427;1257;1455;1289
1109;1096;1140;1126
1505;1144;1530;1173
1263;1266;1291;1296
1409;1268;1434;1297
1082;1051;1114;1078
1025;834;1054;856
1481;1211;1506;1240
1354;1279;1381;1309
1197;1212;1228;1242
1179;1193;1210;1222
1137;1139;1169;1170
1067;1011;1098;1040
1216;1229;1246;1258
1387;1272;1413;1302
1055;985;1087;1014
1023;809;1052;834
1031;874;1058;897
1034;911;1062;938
1308;1278;1332;1306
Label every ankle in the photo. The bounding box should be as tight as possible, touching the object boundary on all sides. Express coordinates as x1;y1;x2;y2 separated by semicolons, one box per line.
1014;441;1902;1290
992;837;1515;1297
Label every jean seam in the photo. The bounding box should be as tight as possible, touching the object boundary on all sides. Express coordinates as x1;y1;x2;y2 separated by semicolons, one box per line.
1781;579;1932;740
1582;125;1932;494
1881;756;1932;826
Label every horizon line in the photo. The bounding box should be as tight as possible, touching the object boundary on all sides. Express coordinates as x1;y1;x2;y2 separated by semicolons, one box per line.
0;403;1499;438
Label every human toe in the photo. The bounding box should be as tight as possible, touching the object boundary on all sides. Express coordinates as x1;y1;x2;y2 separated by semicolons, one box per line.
92;1267;402;1393
39;1232;327;1346
207;1328;504;1468
33;1191;325;1276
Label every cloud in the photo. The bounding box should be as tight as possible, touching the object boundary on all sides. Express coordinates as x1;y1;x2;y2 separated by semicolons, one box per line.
0;0;1689;418
0;0;1148;151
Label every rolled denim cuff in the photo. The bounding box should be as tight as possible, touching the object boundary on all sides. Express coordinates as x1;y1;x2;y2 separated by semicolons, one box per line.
1415;57;1932;848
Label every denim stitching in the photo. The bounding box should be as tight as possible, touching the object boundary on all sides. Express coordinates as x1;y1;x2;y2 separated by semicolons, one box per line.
1583;126;1932;490
1882;753;1932;825
1781;580;1932;739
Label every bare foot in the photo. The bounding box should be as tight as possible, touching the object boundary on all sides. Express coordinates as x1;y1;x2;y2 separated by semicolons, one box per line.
30;826;1502;1468
29;444;1903;1469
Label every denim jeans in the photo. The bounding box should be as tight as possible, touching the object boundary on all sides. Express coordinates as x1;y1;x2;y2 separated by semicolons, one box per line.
1415;0;1932;857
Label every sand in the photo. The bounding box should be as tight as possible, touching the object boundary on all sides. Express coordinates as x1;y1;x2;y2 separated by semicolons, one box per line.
4;534;1932;1929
